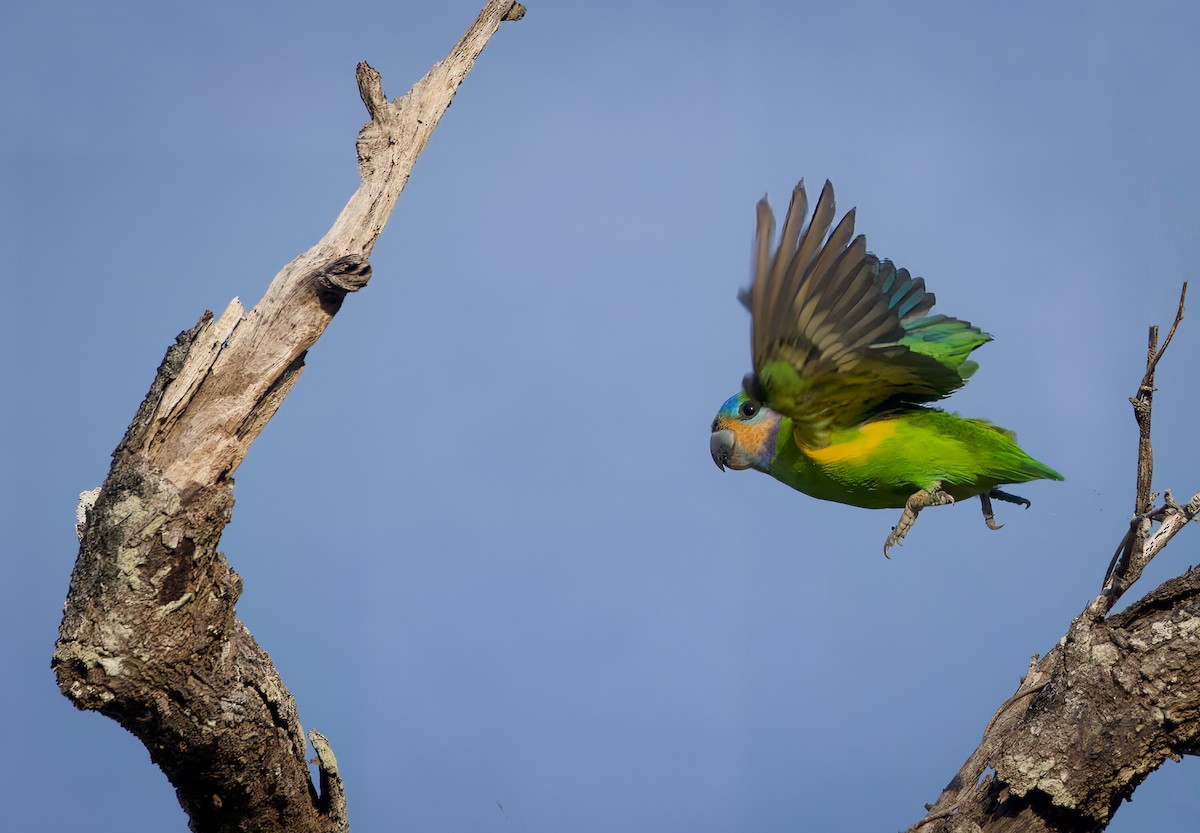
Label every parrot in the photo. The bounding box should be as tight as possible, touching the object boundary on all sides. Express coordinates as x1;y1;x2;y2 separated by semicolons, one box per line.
709;180;1062;556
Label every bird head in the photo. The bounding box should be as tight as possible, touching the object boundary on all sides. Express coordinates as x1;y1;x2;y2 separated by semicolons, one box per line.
710;391;782;473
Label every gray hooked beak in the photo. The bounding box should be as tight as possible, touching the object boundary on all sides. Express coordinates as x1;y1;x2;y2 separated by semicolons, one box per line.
710;428;735;471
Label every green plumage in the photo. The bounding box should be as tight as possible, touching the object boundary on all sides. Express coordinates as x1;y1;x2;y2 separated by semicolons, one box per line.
711;180;1062;553
764;407;1062;510
900;315;989;380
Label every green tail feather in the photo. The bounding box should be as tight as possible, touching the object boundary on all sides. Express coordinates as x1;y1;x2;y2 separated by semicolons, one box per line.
964;417;1065;482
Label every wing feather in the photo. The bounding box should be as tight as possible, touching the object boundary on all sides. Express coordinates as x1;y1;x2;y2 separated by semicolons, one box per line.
742;180;985;446
791;181;838;283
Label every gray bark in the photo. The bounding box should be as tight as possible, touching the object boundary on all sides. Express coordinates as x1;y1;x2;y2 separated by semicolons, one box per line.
910;287;1197;832
911;559;1200;833
52;3;525;831
50;8;1197;831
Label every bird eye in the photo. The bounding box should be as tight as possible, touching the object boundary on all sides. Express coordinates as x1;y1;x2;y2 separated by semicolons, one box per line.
739;401;760;419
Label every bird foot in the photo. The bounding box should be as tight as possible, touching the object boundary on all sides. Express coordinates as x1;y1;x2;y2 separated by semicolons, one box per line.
979;488;1031;532
884;485;954;557
980;493;1003;530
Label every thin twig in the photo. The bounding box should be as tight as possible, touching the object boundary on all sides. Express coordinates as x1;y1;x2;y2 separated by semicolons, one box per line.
1139;282;1187;390
1100;282;1189;612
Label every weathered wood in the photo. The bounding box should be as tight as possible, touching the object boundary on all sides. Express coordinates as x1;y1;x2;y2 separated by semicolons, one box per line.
51;7;1198;829
52;3;524;831
910;565;1200;833
1102;283;1188;609
908;287;1197;833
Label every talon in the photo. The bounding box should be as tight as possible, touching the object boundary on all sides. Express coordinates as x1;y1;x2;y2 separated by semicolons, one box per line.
883;539;904;558
980;493;1004;530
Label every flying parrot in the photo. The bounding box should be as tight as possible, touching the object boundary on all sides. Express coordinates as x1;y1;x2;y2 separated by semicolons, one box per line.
709;180;1062;556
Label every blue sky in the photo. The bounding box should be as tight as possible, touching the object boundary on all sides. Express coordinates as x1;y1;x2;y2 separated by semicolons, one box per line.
4;1;1199;831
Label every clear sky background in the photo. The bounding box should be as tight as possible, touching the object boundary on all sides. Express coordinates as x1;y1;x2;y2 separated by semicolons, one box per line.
4;1;1199;831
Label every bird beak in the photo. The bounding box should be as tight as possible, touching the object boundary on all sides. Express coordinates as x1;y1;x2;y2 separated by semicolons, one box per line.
710;428;735;471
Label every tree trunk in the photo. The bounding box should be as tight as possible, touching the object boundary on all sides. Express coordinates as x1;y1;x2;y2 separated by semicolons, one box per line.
910;561;1200;833
52;3;524;831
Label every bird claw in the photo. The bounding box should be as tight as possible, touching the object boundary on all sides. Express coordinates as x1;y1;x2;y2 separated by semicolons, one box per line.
980;493;1003;530
883;485;954;557
884;526;905;559
980;488;1030;532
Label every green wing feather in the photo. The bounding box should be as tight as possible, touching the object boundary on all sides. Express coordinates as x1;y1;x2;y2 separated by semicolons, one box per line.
741;180;989;447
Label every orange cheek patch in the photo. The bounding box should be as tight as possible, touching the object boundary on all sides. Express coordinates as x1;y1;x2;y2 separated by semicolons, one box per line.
721;418;773;457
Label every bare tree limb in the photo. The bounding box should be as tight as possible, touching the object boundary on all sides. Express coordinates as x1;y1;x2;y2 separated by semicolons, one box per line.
906;284;1198;833
1101;281;1188;612
52;4;524;831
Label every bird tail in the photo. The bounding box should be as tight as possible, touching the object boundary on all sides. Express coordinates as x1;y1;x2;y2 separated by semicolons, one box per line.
970;418;1066;483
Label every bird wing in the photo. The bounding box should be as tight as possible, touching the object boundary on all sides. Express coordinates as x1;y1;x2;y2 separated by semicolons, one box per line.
741;180;987;448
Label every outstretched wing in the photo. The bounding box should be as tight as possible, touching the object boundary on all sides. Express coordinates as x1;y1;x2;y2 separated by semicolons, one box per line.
741;180;989;447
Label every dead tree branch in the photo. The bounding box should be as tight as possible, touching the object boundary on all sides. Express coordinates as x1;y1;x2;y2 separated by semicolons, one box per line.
52;4;524;832
907;284;1198;833
1100;282;1189;610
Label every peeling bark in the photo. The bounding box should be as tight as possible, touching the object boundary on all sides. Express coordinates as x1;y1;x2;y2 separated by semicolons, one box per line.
909;286;1197;833
51;6;1198;831
910;565;1200;833
52;3;524;831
